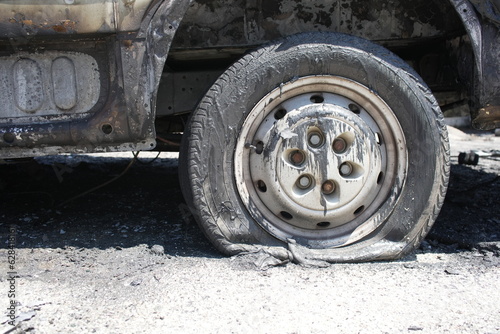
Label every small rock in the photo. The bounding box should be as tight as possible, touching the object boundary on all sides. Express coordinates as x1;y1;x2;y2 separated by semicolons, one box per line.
17;310;36;322
130;279;142;286
60;229;66;235
150;244;165;256
419;240;432;251
428;239;440;247
445;268;460;275
408;326;423;331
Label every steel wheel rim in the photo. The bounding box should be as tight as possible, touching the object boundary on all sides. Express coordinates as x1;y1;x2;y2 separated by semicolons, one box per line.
234;76;407;248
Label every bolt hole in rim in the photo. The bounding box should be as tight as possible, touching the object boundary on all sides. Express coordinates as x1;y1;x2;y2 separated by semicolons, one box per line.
235;76;407;247
274;108;287;120
257;180;267;192
310;95;325;103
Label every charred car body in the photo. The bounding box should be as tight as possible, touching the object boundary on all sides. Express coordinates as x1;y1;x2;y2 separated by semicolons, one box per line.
1;0;499;262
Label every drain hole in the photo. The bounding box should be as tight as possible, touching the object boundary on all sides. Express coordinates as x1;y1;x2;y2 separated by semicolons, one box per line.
280;211;293;220
310;95;324;103
257;180;267;192
354;206;365;215
348;103;361;114
375;132;383;145
3;132;15;144
274;108;287;120
377;172;384;184
101;123;113;135
317;222;331;228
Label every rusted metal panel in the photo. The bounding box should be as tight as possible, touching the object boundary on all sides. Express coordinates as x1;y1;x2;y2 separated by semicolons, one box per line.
450;0;500;129
0;0;193;158
0;51;101;122
469;0;500;25
473;105;500;130
478;23;500;129
156;70;221;115
0;0;154;37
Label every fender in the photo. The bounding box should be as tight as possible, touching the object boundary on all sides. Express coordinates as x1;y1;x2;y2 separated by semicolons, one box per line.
117;0;193;144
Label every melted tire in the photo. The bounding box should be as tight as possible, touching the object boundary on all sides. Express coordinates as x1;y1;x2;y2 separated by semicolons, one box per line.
179;32;450;262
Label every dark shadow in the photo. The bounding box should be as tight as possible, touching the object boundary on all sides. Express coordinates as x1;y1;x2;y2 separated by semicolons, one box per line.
0;154;220;258
1;154;498;259
427;163;500;253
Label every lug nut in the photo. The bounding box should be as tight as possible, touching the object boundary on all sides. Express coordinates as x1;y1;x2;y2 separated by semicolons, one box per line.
308;132;323;147
297;175;312;189
321;180;335;194
332;138;347;153
290;150;305;165
340;162;353;176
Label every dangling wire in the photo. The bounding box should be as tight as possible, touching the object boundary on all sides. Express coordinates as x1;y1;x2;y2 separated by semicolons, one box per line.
57;154;138;207
132;150;162;164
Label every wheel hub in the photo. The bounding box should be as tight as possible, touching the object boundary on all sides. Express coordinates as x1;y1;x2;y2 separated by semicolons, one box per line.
234;76;406;247
250;103;382;229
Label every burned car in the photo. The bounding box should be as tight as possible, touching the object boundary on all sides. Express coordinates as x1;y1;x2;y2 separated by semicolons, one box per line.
1;0;499;263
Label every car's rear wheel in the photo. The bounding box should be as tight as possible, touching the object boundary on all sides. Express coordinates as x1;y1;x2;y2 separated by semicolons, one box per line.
180;32;450;262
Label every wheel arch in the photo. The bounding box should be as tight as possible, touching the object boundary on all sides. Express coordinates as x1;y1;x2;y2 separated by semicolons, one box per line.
109;0;193;150
134;0;193;111
172;0;464;49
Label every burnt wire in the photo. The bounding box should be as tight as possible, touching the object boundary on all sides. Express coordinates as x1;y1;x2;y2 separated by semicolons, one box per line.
57;154;137;207
132;150;162;164
156;135;181;148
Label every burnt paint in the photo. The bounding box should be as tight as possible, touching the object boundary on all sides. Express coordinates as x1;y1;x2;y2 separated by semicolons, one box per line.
450;0;500;129
0;0;193;158
0;0;155;37
172;0;463;49
469;0;500;25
